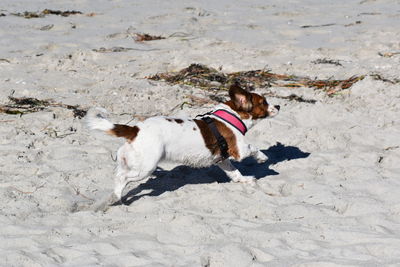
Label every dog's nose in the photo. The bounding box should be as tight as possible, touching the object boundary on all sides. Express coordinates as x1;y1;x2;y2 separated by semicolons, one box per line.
275;105;280;111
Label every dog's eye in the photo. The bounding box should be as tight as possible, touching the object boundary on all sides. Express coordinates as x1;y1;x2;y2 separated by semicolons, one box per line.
263;100;268;105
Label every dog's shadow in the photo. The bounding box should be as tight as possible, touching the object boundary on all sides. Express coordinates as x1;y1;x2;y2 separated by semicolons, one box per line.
121;142;310;205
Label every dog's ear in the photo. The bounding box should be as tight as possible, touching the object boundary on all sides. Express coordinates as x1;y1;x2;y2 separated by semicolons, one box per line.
228;83;253;111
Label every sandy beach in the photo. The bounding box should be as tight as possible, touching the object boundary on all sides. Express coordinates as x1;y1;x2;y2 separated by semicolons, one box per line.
1;0;400;266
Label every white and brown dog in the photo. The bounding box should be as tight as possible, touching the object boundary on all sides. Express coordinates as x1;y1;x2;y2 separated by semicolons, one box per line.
87;84;279;207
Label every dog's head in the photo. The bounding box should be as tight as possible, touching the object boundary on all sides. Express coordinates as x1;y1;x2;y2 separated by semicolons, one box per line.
225;83;280;120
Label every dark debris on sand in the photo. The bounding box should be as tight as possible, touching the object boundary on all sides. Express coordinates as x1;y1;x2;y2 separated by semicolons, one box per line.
312;58;343;67
148;63;365;97
134;33;166;42
370;73;400;84
11;9;83;19
0;97;87;118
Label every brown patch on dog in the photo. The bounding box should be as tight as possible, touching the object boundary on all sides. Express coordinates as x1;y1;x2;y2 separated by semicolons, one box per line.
226;83;271;119
248;93;269;119
194;119;239;160
108;124;140;142
174;119;184;124
224;100;251;120
229;83;253;112
224;92;270;120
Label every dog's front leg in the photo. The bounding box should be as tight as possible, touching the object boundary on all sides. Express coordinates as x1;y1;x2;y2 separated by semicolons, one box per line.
249;144;268;163
217;159;256;184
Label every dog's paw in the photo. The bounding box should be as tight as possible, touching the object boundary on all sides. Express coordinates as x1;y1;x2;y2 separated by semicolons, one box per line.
256;156;268;164
232;175;256;184
255;152;268;163
92;193;120;212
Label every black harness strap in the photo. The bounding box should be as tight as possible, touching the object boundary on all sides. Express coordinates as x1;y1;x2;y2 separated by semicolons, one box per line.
201;116;229;160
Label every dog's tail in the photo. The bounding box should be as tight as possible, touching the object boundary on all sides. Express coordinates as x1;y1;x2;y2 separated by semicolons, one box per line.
86;108;140;142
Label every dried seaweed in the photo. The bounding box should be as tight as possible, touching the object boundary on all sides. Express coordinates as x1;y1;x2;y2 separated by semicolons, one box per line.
305;75;364;90
370;74;400;84
148;63;364;96
265;93;317;104
12;11;42;19
312;58;343;66
41;9;82;16
378;52;400;58
344;20;362;27
0;97;87;118
149;64;227;90
9;97;51;107
134;33;166;42
93;47;135;53
11;9;83;19
92;47;159;53
40;24;54;31
301;23;336;28
358;12;381;16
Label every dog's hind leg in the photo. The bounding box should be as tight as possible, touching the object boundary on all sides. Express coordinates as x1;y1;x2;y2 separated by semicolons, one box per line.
94;141;162;211
113;170;149;200
92;171;133;212
115;141;163;202
92;191;120;212
112;155;160;204
92;148;132;212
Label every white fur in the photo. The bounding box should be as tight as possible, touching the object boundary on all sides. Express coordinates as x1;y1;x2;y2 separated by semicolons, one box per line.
86;108;114;132
87;101;278;209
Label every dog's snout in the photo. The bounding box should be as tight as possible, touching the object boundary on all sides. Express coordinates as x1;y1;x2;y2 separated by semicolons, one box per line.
275;105;280;111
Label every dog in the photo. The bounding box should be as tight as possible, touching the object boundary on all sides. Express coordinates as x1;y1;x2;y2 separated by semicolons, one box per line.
86;83;280;207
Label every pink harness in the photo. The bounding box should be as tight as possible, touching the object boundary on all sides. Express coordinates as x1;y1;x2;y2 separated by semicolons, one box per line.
212;109;248;135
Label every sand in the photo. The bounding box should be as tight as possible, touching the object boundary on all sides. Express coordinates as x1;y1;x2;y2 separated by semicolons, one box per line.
1;0;400;266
